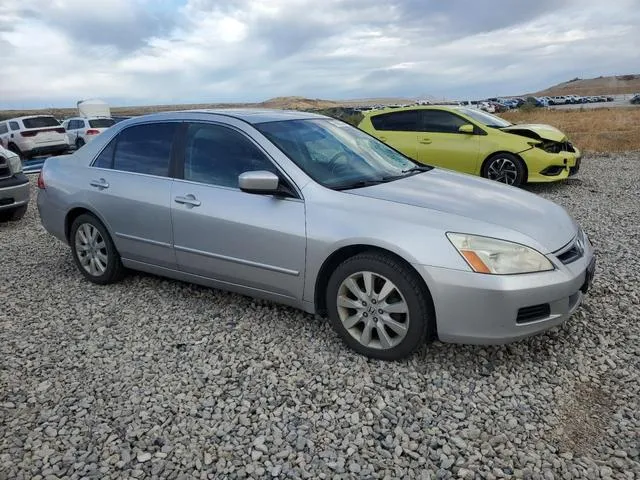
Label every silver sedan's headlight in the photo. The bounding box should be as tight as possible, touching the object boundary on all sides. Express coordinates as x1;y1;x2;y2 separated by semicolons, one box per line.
447;233;554;274
7;154;22;174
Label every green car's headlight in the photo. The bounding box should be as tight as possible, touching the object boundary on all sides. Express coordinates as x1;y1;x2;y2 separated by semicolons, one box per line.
447;233;554;275
7;154;22;174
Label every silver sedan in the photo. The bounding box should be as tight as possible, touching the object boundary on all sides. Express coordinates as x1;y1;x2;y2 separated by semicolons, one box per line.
37;109;596;360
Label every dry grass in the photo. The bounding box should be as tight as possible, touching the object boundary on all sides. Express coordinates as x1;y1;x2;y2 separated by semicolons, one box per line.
500;108;640;152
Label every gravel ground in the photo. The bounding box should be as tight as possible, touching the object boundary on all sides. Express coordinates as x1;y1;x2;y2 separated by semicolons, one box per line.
1;154;639;480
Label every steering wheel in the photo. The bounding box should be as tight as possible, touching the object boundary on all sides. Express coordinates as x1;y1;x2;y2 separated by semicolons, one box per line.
326;151;351;174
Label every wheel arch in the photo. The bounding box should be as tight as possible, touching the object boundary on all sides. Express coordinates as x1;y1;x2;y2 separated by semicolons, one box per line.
64;206;112;243
7;142;21;154
481;150;528;182
313;244;437;337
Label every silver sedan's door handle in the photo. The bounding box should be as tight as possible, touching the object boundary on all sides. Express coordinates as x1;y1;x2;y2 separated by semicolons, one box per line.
174;194;201;207
90;178;109;189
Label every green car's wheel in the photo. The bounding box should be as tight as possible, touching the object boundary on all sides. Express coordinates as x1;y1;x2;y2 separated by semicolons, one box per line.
482;153;527;187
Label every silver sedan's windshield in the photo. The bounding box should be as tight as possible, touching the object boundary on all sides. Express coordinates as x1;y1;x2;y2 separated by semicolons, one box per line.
256;119;429;190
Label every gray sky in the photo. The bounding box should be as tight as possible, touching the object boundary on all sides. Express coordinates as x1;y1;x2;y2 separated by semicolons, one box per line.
1;0;638;108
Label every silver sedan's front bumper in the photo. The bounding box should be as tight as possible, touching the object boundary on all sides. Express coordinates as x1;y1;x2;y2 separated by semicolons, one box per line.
417;242;595;344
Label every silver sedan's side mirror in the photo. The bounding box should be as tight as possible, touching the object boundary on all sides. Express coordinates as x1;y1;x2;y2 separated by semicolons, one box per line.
238;170;280;194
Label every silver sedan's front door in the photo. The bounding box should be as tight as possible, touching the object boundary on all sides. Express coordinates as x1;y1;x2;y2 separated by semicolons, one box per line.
170;122;306;300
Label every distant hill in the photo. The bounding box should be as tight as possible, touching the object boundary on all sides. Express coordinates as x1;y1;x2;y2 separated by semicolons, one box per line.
257;96;416;109
0;96;420;120
257;96;340;110
534;75;640;96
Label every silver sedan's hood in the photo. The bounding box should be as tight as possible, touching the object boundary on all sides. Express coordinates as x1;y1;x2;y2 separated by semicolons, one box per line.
348;169;577;252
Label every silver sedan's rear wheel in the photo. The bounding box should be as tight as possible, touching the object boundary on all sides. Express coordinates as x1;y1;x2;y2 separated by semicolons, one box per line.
326;252;435;360
70;213;125;284
482;153;526;187
75;223;108;276
336;271;410;350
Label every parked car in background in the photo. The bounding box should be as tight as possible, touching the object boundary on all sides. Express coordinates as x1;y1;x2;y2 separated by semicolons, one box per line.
37;109;596;360
358;105;581;187
489;101;508;113
0;144;29;221
478;101;497;113
631;94;640;105
62;117;116;149
502;99;519;109
0;116;70;160
525;97;547;107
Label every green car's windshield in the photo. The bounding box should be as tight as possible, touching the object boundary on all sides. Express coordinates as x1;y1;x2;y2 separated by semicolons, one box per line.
256;119;430;190
457;107;512;128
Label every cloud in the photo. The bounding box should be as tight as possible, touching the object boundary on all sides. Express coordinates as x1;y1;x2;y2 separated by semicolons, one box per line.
0;0;639;108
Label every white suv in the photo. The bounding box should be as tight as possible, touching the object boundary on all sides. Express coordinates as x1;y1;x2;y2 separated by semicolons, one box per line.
0;116;70;160
62;117;116;149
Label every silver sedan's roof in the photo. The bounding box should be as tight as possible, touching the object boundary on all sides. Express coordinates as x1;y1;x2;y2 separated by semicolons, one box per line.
109;109;327;129
187;108;325;124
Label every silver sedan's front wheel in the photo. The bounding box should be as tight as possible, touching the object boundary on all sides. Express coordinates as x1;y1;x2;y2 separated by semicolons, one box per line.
326;252;435;360
336;271;409;350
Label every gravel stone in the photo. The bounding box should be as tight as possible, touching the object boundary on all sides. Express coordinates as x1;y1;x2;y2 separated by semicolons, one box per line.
1;157;640;478
136;452;152;463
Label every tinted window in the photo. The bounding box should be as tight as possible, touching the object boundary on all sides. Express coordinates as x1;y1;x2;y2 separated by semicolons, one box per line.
113;123;177;176
183;123;277;188
9;121;20;131
22;117;60;129
89;118;115;128
0;123;7;135
371;110;419;132
370;110;419;131
93;138;116;169
421;110;468;134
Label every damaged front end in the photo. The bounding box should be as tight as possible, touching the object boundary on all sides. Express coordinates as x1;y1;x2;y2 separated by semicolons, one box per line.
502;125;582;179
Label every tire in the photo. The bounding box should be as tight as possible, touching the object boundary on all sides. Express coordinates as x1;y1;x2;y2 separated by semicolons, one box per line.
0;205;27;222
70;213;125;284
76;138;85;149
482;153;527;187
326;252;435;360
7;144;23;160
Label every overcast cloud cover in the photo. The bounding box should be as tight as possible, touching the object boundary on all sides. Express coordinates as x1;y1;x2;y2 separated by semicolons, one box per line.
1;0;639;108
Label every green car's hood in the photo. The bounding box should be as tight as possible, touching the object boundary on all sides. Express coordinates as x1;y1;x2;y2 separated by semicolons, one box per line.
501;123;567;142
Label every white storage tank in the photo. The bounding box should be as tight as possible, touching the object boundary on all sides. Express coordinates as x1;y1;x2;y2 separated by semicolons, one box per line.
77;99;111;118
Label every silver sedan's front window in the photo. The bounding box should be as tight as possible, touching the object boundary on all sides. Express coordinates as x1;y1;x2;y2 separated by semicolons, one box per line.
256;119;429;189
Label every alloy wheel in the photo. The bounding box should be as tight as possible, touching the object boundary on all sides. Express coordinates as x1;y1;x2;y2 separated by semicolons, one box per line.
487;157;518;185
336;271;410;350
74;223;108;276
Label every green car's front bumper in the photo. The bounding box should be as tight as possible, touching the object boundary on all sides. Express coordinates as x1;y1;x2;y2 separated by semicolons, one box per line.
520;146;582;183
